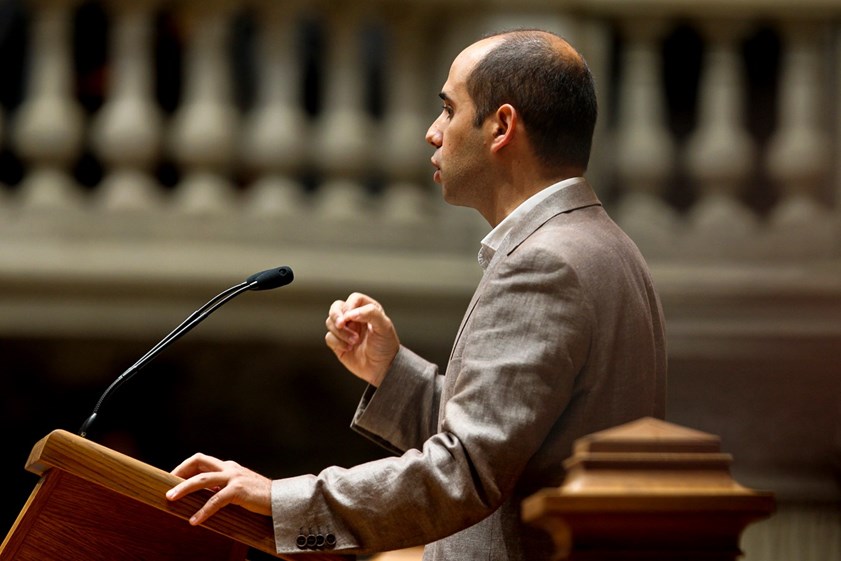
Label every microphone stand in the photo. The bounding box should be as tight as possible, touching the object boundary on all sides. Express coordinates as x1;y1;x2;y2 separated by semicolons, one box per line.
78;267;292;438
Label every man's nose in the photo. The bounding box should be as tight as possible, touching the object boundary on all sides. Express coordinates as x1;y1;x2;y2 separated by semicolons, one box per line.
426;121;442;148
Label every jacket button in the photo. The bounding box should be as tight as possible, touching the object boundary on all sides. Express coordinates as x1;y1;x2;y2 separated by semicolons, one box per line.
306;534;317;548
325;533;337;548
295;534;307;549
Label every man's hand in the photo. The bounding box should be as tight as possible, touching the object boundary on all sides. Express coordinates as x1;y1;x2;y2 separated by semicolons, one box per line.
166;453;271;525
324;292;400;387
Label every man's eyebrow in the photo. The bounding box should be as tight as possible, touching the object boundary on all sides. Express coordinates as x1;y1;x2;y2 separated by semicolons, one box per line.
439;92;453;103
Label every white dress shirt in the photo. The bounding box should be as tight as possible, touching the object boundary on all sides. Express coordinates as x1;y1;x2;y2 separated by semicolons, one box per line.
478;177;585;270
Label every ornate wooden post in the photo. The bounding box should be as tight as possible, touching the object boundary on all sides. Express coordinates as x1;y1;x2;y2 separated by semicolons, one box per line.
522;417;775;561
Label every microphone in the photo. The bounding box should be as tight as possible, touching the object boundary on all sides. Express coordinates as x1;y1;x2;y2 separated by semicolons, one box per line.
78;266;294;438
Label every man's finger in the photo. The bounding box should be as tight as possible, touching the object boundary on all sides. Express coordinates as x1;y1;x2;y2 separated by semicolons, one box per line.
327;300;348;329
338;293;381;324
170;452;223;478
325;314;360;346
341;303;388;331
187;487;232;525
167;471;224;501
324;331;352;355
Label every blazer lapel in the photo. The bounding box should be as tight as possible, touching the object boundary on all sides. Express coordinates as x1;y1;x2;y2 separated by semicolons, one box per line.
447;179;603;364
496;178;602;261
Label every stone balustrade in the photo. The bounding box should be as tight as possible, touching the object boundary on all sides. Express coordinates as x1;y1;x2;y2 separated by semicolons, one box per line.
0;1;836;262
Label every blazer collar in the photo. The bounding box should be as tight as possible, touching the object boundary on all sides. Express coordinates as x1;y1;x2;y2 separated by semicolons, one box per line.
494;178;602;262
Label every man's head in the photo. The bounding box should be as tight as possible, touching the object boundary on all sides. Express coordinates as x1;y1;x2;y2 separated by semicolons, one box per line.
467;30;597;173
426;30;597;224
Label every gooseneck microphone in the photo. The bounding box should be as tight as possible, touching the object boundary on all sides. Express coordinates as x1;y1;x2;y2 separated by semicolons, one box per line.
78;266;294;438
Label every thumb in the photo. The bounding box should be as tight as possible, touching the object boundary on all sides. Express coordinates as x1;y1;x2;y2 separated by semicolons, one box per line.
342;303;392;333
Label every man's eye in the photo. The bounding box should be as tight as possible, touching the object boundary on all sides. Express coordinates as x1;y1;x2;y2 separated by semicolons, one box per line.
442;105;453;118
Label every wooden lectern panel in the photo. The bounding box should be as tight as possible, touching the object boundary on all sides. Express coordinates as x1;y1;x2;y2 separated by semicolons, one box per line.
3;469;246;561
1;430;349;561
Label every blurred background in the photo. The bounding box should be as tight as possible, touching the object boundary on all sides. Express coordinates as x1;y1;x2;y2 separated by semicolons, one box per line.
0;0;839;559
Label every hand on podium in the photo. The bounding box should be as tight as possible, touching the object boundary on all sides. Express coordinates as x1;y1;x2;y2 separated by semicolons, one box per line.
166;453;272;526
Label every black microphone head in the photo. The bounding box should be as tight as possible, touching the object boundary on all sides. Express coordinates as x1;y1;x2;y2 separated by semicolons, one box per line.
246;266;294;290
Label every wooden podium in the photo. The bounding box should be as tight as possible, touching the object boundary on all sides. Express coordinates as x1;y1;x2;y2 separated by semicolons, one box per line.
1;430;350;561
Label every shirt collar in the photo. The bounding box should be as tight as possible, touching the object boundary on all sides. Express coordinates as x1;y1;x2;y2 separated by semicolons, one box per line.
477;177;585;270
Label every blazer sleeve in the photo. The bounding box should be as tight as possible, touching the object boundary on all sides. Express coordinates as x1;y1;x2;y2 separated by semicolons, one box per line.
350;345;443;455
270;240;592;555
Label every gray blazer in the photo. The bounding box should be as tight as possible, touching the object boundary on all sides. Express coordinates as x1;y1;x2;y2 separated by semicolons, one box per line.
271;179;667;560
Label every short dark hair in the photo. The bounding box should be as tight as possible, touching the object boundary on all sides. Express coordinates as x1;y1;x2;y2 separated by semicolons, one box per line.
466;30;598;171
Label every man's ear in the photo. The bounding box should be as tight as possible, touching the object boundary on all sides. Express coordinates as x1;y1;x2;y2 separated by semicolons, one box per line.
489;104;517;153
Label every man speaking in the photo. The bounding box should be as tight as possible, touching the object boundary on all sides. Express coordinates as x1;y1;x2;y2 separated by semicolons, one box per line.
167;29;667;560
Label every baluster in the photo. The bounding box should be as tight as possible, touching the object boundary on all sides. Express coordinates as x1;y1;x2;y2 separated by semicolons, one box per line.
312;3;371;220
379;9;431;224
12;0;85;212
0;106;6;208
168;0;238;216
240;0;308;218
613;19;680;259
837;24;841;228
684;21;758;259
765;21;835;259
90;0;163;212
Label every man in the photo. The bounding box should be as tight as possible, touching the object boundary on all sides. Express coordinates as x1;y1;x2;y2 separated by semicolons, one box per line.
167;29;667;560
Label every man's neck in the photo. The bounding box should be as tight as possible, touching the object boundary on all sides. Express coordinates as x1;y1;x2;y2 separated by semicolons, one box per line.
485;171;582;227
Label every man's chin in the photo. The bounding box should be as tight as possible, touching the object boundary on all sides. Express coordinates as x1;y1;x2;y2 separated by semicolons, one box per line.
441;189;466;208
